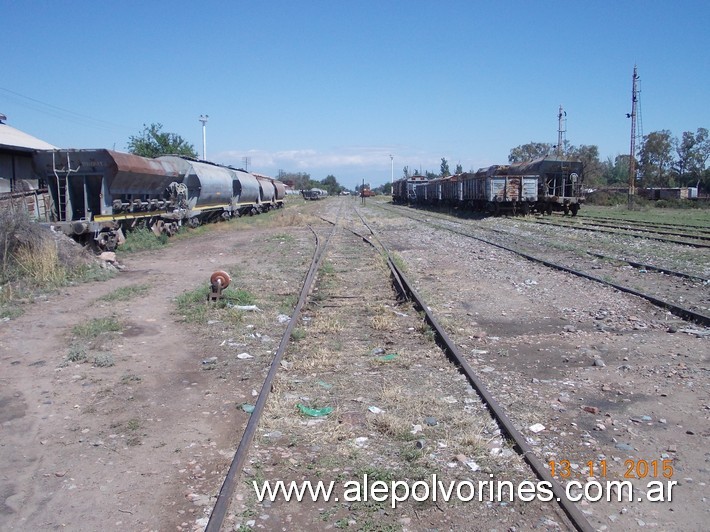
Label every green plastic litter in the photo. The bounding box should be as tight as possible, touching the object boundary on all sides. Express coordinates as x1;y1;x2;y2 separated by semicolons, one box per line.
376;353;398;361
241;403;255;414
316;380;333;389
297;403;333;417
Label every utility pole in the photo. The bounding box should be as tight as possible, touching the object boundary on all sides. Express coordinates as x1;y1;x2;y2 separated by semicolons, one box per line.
199;114;209;160
389;154;394;188
627;66;639;210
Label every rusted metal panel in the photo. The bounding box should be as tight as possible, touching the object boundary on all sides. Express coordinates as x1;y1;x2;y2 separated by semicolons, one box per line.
107;150;182;194
485;177;522;202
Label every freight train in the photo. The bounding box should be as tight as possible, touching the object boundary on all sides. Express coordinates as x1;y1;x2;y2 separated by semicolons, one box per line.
393;156;584;216
31;149;285;250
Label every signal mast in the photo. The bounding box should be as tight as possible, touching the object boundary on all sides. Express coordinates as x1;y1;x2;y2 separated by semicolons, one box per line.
627;66;639;209
556;105;567;156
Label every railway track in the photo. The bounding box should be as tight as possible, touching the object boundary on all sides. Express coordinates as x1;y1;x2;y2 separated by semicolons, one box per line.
378;203;710;327
203;199;602;531
4;197;704;531
527;217;710;248
579;214;710;236
350;207;594;532
205;224;335;530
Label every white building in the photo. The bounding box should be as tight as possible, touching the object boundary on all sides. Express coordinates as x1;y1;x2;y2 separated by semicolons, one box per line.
0;115;57;193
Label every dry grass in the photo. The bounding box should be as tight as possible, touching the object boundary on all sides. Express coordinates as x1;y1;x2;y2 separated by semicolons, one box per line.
370;305;398;331
260;379;351;446
308;314;343;335
370;378;490;460
13;243;66;286
287;346;339;371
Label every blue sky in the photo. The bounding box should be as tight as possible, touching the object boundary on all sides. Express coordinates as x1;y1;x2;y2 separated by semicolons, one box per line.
2;1;709;189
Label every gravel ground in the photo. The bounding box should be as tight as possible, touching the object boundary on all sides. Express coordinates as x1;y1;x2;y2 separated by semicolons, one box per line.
1;196;707;531
366;200;709;531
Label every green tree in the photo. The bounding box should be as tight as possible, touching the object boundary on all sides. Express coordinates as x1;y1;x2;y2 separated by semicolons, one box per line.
639;130;674;187
508;142;552;163
320;175;342;196
440;157;450;177
127;123;197;158
675;128;709;185
455;163;463;174
567;144;602;187
601;155;631;185
279;171;312;190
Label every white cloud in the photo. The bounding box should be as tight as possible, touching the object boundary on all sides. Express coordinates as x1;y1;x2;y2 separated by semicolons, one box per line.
213;145;490;188
217;145;400;172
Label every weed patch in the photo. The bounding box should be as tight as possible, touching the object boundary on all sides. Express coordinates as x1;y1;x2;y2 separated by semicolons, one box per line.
119;228;169;253
98;284;151;303
72;317;123;341
174;283;256;325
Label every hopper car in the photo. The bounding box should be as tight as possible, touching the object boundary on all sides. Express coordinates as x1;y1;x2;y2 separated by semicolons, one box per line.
31;149;285;250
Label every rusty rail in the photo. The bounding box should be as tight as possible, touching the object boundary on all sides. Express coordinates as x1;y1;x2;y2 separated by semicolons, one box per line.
205;222;336;531
354;205;595;532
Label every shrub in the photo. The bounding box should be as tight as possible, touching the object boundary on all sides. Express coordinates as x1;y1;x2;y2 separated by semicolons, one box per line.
0;205;60;283
119;228;169;253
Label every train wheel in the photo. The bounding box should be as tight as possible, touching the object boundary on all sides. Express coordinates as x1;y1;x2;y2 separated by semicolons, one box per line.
546;204;553;216
522;202;530;216
563;205;570;216
571;203;580;216
95;230;118;252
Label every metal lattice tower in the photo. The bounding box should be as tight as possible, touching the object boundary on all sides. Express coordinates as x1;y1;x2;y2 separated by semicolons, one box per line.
628;66;640;208
556;105;567;156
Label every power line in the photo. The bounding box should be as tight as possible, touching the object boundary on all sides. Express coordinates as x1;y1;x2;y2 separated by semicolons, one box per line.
0;86;133;132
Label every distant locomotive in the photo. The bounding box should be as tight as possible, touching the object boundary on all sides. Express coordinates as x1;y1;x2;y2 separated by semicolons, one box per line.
32;149;285;250
393;156;584;216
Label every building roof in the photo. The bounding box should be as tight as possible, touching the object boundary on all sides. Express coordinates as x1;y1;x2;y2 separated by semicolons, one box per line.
0;122;57;151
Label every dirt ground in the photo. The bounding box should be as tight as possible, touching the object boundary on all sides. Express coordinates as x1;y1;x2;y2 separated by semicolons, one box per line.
1;197;708;531
0;209;316;530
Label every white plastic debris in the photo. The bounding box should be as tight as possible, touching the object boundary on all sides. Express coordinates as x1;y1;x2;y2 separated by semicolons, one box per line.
528;423;546;433
229;305;262;312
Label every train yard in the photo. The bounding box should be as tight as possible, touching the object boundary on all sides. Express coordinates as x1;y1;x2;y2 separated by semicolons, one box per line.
378;205;710;327
0;197;708;531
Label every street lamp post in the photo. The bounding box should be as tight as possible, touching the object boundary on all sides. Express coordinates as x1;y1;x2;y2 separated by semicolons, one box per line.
199;114;209;160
